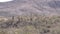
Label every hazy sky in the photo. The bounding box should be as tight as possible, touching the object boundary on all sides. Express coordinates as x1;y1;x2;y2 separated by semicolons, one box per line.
0;0;13;2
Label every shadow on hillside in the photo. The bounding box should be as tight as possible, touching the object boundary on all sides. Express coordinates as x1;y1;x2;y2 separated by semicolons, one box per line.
48;1;60;8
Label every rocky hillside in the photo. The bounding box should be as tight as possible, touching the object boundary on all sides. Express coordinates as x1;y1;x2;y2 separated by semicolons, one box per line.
0;0;60;16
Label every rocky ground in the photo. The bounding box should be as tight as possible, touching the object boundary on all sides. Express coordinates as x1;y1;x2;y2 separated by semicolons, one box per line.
0;0;60;34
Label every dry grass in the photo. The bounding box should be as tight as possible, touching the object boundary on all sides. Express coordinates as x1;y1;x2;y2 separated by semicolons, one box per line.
0;15;60;34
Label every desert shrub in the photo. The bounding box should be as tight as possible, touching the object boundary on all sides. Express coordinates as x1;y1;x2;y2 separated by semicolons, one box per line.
0;29;7;34
0;15;60;34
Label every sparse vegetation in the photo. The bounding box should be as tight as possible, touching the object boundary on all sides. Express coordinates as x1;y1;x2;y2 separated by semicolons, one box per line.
0;15;60;34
